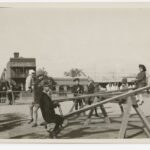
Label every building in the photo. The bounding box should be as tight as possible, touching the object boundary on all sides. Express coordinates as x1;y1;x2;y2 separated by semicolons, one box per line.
1;52;36;90
53;77;88;94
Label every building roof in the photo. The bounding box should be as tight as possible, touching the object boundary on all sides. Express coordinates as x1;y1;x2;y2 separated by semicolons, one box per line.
10;58;36;62
8;58;36;67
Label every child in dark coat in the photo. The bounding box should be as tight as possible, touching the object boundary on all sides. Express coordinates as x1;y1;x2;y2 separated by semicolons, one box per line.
135;64;147;105
39;81;64;138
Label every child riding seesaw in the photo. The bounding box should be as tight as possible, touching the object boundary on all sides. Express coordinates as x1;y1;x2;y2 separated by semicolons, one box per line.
39;80;68;139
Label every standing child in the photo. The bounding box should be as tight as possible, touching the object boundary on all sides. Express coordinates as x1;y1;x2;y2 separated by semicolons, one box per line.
119;78;128;114
87;79;99;117
72;78;84;110
135;64;147;105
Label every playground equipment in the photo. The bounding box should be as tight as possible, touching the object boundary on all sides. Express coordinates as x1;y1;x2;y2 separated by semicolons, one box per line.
54;86;150;139
53;88;133;103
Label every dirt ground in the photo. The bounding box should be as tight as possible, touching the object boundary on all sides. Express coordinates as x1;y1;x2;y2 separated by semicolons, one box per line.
0;94;150;139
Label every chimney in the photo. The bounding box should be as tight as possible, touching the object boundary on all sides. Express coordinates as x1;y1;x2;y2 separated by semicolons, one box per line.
14;52;19;58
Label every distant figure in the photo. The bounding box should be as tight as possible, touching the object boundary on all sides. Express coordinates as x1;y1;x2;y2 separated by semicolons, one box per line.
87;79;99;117
87;79;95;105
111;83;115;91
135;64;147;105
0;81;10;103
114;83;119;91
7;83;15;105
72;78;84;110
106;83;112;91
120;78;128;90
119;78;128;114
25;70;35;92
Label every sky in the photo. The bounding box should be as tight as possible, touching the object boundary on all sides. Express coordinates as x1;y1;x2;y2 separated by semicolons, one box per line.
0;4;150;81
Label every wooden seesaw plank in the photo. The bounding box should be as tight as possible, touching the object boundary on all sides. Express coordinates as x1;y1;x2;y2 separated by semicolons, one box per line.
118;96;132;138
61;86;150;139
63;86;150;119
52;88;132;103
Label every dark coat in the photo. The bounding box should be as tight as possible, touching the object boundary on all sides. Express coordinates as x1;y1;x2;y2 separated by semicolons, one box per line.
88;83;95;94
136;71;147;88
34;78;43;104
39;92;58;123
72;84;84;96
33;76;49;104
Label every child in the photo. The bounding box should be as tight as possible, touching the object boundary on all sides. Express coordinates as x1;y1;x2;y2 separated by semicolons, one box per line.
119;78;128;114
72;78;84;110
39;81;64;138
135;64;147;105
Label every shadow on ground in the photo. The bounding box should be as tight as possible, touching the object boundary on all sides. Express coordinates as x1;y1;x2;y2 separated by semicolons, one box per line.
11;132;48;139
0;113;28;132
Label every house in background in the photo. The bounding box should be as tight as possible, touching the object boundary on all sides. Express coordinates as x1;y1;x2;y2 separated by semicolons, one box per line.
1;52;36;90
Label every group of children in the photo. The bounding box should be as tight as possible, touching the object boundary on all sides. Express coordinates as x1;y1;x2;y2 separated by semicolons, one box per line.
106;82;135;91
25;64;148;138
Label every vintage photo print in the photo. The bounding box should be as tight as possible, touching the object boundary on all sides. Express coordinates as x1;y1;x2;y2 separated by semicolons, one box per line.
0;2;150;143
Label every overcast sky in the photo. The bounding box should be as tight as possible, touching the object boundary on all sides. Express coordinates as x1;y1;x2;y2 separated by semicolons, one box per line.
0;4;150;80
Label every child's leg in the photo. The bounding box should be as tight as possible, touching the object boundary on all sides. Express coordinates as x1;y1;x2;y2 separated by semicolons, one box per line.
28;103;34;123
75;100;78;110
136;94;144;105
79;99;83;109
53;115;64;132
32;104;40;127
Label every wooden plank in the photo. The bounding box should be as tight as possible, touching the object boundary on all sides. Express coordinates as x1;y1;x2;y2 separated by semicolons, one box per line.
64;86;150;119
133;106;150;135
118;96;132;138
126;130;144;138
53;87;147;103
143;127;150;138
53;91;123;103
111;118;143;129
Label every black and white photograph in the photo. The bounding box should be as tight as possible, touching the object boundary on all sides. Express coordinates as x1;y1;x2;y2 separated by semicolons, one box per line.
1;2;150;142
